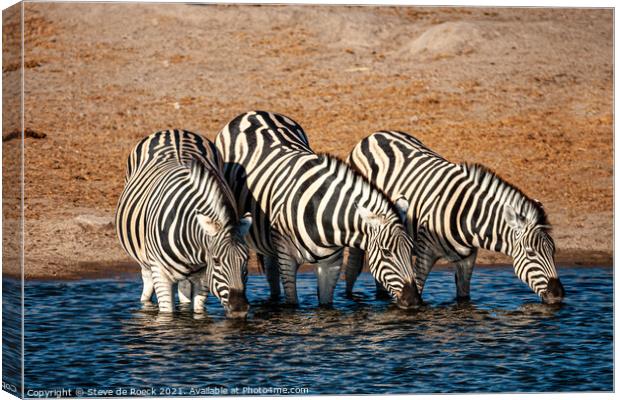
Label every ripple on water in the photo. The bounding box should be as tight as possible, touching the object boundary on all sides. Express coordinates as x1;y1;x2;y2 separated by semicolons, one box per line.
13;266;613;393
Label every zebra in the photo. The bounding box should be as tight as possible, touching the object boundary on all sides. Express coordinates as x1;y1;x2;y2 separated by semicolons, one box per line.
344;130;565;304
115;129;253;316
215;111;421;309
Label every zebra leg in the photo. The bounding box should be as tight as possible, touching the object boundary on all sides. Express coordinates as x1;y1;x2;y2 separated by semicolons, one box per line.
151;265;175;312
413;250;439;296
177;280;192;304
272;231;300;306
344;247;364;298
412;226;441;295
191;277;208;313
140;265;154;303
316;251;343;307
263;255;282;302
276;253;299;306
455;250;477;302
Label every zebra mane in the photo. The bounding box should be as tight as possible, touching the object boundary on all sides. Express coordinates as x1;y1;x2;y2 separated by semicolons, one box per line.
186;160;238;225
315;152;403;219
461;163;551;230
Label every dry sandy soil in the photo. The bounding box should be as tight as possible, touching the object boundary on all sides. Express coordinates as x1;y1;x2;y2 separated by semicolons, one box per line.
2;4;613;280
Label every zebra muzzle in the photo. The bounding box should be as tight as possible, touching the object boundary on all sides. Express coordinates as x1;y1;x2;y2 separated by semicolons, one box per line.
541;278;565;304
225;289;250;318
395;282;423;310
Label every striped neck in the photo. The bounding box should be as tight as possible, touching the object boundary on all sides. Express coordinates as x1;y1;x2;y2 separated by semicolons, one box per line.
460;164;549;257
180;164;238;265
312;155;398;250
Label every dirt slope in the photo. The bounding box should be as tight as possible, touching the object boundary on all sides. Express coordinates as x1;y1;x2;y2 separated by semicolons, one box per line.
2;4;613;279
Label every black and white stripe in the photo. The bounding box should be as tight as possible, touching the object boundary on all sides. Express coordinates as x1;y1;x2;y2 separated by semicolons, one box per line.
215;111;421;309
345;130;564;304
115;129;252;316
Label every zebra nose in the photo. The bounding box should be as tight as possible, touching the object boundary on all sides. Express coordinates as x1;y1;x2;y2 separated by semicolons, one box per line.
542;278;565;304
226;289;250;318
396;282;423;310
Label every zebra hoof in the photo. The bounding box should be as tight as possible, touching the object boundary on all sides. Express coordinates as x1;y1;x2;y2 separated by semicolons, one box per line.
192;312;208;321
140;301;157;312
226;309;249;319
456;295;471;303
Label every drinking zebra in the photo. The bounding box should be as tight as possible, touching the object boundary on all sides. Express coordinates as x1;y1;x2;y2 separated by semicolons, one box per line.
345;130;564;304
215;111;421;309
115;129;253;316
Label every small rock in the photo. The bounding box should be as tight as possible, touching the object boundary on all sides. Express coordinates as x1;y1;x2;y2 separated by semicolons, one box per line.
75;215;114;233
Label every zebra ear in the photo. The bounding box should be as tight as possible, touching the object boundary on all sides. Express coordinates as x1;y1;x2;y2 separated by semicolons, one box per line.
197;213;222;236
394;195;409;223
503;204;525;232
238;212;252;237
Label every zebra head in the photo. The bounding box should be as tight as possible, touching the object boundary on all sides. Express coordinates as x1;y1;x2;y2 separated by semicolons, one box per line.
357;198;422;309
197;211;253;318
503;204;564;304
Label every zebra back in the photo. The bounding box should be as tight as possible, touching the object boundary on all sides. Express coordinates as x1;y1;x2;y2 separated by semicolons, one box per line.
216;110;311;154
125;129;222;181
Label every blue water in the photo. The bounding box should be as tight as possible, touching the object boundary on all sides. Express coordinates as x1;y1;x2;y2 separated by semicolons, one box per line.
5;267;614;396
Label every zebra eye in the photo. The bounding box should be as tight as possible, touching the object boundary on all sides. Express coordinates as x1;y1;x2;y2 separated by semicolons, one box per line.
213;257;221;266
526;248;537;258
381;249;393;258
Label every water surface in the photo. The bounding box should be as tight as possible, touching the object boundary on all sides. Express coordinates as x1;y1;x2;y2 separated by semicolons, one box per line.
8;267;614;395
